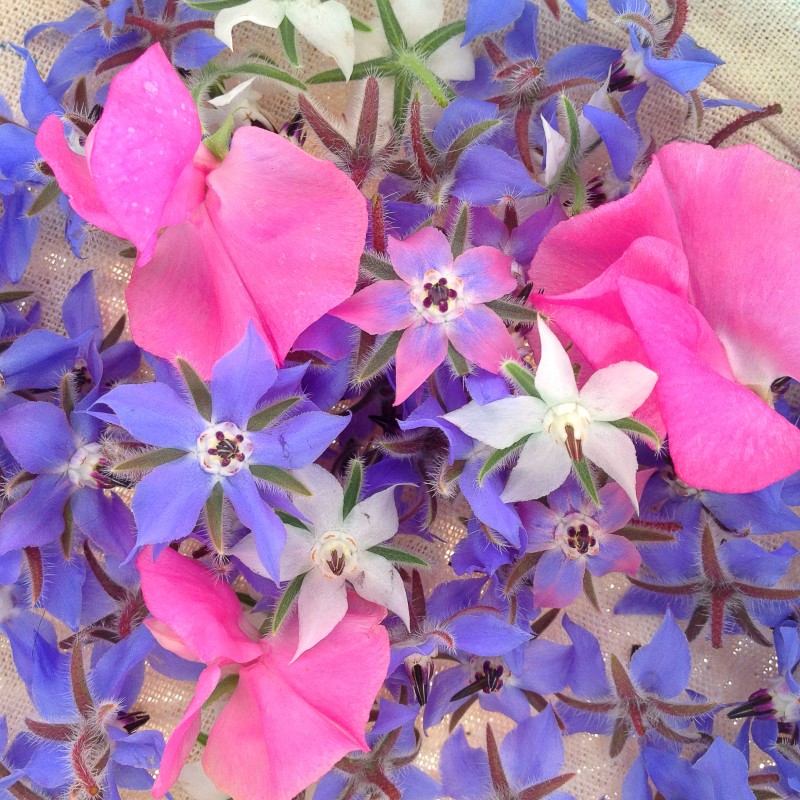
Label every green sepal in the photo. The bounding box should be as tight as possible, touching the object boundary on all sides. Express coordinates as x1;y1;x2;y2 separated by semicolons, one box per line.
191;60;306;104
0;290;32;304
375;0;408;51
275;509;310;531
60;502;74;560
100;314;126;351
25;180;61;217
360;252;398;280
342;458;364;519
573;458;600;506
205;482;225;553
414;20;466;57
561;95;582;164
486;298;539;324
203;674;239;706
247;396;303;431
392;71;412;131
114;447;186;472
185;0;249;10
308;57;395;85
502;360;541;398
449;202;470;257
272;572;306;633
59;371;75;417
609;417;662;448
177;358;213;420
279;16;300;67
356;330;403;384
350;15;372;32
445;118;501;171
397;50;455;107
250;465;311;495
448;343;470;377
204;112;236;161
368;545;429;567
478;437;529;484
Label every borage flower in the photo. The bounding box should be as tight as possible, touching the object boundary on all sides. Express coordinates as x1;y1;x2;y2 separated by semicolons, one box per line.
445;317;657;507
94;325;347;577
36;44;367;376
137;546;389;800
333;227;519;404
231;462;411;658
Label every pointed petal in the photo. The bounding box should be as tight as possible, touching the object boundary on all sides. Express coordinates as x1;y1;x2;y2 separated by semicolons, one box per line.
352;551;410;627
214;0;284;50
343;486;400;548
629;610;689;698
447;305;518;374
286;0;355;80
331;280;416;335
534;317;579;405
0;402;75;473
579;361;657;422
501;434;572;503
294;568;348;657
0;475;72;554
444;396;545;449
250;410;346;469
463;0;524;42
394;321;449;405
440;727;491;799
131;457;212;545
454;246;516;303
287;464;344;532
211;323;276;426
532;548;584;608
581;423;639;510
387;228;453;284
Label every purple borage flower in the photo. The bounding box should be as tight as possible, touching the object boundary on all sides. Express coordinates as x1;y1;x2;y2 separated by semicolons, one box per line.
464;0;588;45
440;707;575;800
92;324;348;579
517;476;641;608
556;612;717;756
333;227;520;405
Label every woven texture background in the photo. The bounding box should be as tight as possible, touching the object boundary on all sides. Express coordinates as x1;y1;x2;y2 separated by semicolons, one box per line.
0;0;798;797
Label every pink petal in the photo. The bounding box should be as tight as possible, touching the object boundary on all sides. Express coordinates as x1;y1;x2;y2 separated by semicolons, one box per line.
653;142;800;390
386;227;453;284
530;155;683;294
447;305;517;374
35;116;127;240
153;663;222;797
136;546;262;665
205;126;367;362
453;245;515;303
618;278;800;492
394;320;448;405
204;596;388;800
332;280;416;334
87;44;203;264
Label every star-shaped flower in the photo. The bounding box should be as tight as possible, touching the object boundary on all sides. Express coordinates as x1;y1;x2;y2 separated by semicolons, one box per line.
445;317;657;507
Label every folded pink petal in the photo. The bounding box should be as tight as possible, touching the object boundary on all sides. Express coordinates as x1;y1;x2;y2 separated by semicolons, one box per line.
136;546;262;665
153;663;222;797
653;142;800;390
204;596;388;800
88;44;202;263
332;279;416;334
618;278;800;492
386;227;453;283
394;319;449;405
447;305;517;374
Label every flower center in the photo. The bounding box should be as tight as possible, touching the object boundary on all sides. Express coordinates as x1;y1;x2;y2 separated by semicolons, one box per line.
543;401;592;460
557;513;600;559
197;423;253;476
410;269;465;324
68;443;109;489
311;531;359;579
470;657;507;693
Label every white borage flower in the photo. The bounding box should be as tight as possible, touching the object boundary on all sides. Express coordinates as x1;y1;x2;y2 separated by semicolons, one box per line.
231;463;413;659
445;317;658;510
215;0;356;80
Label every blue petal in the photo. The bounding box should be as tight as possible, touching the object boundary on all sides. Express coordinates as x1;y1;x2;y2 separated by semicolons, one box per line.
394;767;441;800
440;726;491;799
72;489;136;561
460;458;522;546
423;664;469;730
0;329;81;392
93;626;154;705
38;547;86;630
545;45;621;83
101;341;142;385
24;7;96;42
224;469;285;581
447;608;531;655
453;144;544;206
62;270;101;339
211;323;276;426
95;382;204;450
480;684;531;722
721;538;794;585
505;3;538;61
641;47;716;94
581;104;639;180
106;0;135;27
622;754;653;800
629;610;689;698
172;29;226;70
427;576;487;619
0;474;72;554
431;97;499;152
249;411;347;469
642;748;713;800
312;771;350;800
10;45;63;128
111;728;164;771
702;483;800;536
562;614;611;697
501;706;564;789
516;638;572;694
131;457;212;546
0;187;39;284
0;401;75;473
564;0;589;20
694;737;754;800
464;0;524;43
0;125;39;182
371;699;420;735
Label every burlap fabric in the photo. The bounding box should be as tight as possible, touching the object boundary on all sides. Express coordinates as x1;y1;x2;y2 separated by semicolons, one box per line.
0;0;798;797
